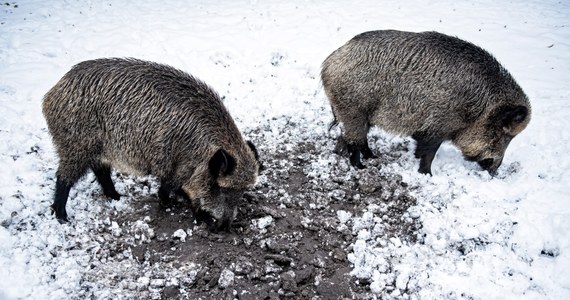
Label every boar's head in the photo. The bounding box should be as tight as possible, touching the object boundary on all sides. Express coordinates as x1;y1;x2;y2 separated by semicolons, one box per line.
183;141;261;232
454;104;530;175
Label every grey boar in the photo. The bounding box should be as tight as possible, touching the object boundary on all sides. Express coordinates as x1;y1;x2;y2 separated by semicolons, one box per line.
321;30;531;175
42;58;261;232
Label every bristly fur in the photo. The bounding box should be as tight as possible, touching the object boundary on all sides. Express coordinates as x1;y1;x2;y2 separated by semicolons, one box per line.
321;30;531;174
43;58;261;231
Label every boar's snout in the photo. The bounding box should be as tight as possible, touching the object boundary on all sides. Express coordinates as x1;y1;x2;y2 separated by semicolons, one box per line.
191;147;259;233
477;156;503;175
195;187;242;233
477;158;494;171
207;205;238;233
192;200;238;233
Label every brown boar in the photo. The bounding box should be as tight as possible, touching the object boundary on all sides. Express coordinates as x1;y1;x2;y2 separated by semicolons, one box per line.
321;30;531;175
43;58;261;231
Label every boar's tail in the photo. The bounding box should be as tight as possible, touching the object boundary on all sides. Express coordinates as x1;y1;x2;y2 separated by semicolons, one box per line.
328;112;339;132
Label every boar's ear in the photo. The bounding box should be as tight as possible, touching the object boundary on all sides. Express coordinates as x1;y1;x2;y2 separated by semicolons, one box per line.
247;140;265;171
501;105;528;134
209;149;236;178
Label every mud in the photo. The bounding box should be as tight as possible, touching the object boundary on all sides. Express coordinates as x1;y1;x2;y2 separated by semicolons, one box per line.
80;116;420;299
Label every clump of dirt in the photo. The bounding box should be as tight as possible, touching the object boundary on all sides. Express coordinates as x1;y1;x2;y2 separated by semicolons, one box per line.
83;116;420;299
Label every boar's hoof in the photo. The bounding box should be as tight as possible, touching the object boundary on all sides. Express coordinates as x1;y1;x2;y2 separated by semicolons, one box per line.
418;166;433;176
56;217;69;224
105;191;121;201
348;152;365;169
361;148;377;160
347;143;366;169
353;161;366;169
50;204;69;224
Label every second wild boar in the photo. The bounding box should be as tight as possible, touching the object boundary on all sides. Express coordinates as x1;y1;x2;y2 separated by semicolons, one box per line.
321;30;531;175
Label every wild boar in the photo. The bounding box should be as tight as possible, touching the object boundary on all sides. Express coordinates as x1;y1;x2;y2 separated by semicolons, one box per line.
43;58;261;231
321;30;531;175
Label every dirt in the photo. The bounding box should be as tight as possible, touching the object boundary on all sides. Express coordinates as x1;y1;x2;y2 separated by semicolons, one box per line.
81;116;421;299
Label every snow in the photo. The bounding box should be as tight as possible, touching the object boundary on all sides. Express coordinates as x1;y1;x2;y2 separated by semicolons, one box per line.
1;0;569;299
172;229;187;242
254;215;274;230
218;268;235;289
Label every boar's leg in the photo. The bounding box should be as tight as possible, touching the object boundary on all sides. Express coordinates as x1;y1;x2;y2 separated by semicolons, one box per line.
344;122;374;169
361;143;377;160
51;161;89;223
51;177;72;224
91;164;121;200
158;177;177;207
412;134;443;175
337;137;376;160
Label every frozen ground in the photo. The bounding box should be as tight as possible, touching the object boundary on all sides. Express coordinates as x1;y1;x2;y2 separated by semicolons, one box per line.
1;0;569;299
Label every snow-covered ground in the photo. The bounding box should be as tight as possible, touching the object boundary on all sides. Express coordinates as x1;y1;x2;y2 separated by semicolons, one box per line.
1;0;569;299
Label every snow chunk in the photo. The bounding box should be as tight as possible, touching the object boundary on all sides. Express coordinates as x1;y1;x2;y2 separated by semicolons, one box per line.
110;221;122;237
218;268;235;289
357;229;371;241
150;278;165;288
407;206;421;219
337;210;352;224
255;216;273;229
173;229;187;242
137;277;150;286
395;269;410;291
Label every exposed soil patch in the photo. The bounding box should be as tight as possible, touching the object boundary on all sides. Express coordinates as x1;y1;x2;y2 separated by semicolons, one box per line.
81;116;420;299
